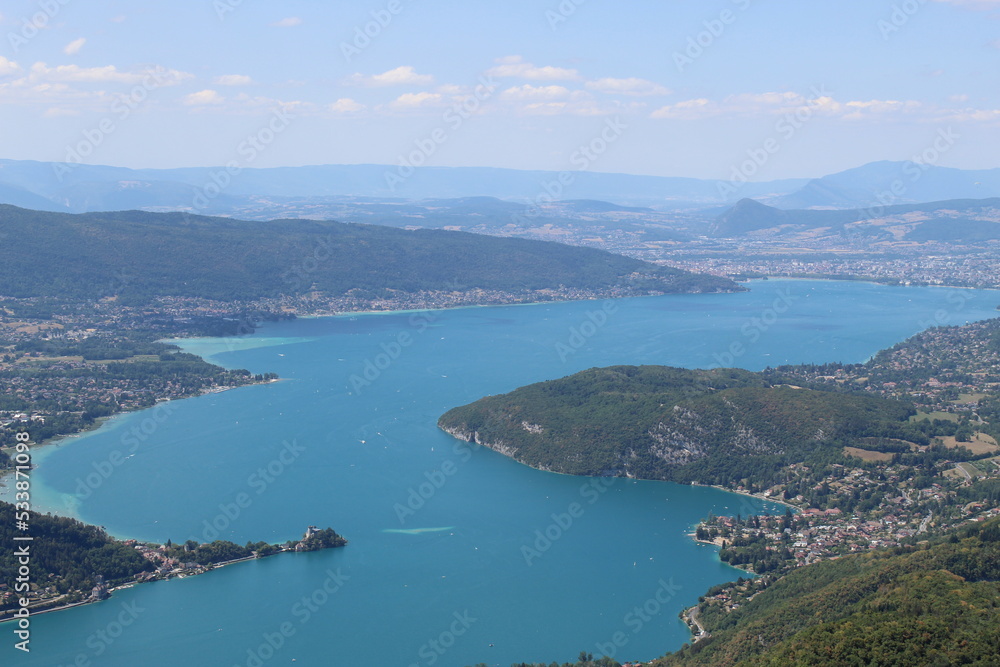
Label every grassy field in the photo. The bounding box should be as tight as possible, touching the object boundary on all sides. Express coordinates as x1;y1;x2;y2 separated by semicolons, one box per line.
936;433;1000;456
910;410;961;423
843;446;894;462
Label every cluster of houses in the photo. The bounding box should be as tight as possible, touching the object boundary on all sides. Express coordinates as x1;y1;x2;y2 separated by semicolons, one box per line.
0;412;45;428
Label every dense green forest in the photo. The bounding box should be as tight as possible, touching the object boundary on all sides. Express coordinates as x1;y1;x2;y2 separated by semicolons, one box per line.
0;205;737;302
438;366;927;487
0;501;345;615
0;501;154;606
654;518;1000;666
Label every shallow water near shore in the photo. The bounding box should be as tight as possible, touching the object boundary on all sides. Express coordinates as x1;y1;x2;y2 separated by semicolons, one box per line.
4;280;998;666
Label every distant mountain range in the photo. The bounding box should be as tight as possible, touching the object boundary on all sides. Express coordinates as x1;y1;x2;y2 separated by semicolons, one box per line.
771;160;1000;210
0;205;738;303
0;159;804;213
4;158;998;216
713;197;1000;243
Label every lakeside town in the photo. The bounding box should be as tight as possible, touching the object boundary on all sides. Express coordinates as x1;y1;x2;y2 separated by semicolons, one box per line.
682;318;1000;640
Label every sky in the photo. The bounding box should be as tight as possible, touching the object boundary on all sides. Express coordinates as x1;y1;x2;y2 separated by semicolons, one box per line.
0;0;998;181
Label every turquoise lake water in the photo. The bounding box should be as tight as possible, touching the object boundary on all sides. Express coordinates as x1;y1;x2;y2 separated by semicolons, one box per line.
4;280;999;666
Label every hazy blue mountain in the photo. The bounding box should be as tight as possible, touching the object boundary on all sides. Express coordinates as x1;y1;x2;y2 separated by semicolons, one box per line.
0;159;806;212
6;158;1000;219
773;161;1000;209
713;196;1000;242
0;181;69;212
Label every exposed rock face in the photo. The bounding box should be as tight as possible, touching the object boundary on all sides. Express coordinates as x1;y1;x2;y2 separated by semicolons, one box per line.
440;425;521;460
521;421;544;434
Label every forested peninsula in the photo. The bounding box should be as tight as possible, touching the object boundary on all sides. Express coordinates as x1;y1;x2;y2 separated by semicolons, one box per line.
0;501;346;620
448;318;1000;666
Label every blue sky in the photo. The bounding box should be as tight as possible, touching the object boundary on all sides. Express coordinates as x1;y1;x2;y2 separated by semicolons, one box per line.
1;0;998;179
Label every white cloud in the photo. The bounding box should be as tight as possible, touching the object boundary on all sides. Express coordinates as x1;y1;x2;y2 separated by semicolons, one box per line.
586;77;670;96
28;62;192;85
652;91;836;120
43;107;80;118
650;98;717;120
499;84;573;102
942;107;1000;122
0;56;21;77
183;89;225;106
486;55;580;81
229;93;312;114
213;74;254;86
63;38;86;55
347;66;434;87
649;90;937;122
272;17;302;27
388;91;443;109
840;99;923;120
330;98;365;113
0;80;109;107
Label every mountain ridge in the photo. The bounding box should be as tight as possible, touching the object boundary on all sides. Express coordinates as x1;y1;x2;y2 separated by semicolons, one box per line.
0;204;739;303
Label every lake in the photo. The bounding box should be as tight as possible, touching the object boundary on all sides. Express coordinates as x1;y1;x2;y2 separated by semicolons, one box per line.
4;280;998;666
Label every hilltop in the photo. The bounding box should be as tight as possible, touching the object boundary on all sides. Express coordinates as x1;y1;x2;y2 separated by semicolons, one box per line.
438;366;920;487
0;205;738;304
712;196;1000;242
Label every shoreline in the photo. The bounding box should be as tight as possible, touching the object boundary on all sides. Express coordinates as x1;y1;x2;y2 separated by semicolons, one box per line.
704;483;800;512
0;540;338;624
752;275;1000;292
0;379;281;511
440;428;800;512
275;277;1000;324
